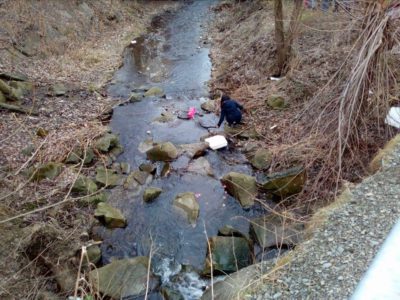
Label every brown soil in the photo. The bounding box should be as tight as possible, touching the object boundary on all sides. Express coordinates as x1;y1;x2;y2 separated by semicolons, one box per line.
0;1;178;299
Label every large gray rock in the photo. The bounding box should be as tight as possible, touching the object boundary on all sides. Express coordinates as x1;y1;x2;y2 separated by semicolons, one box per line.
94;202;126;228
89;257;160;299
201;261;274;300
179;142;208;159
173;192;199;225
95;133;120;153
266;94;286;109
139;163;157;174
260;166;306;198
0;72;29;82
72;176;98;195
154;111;175;123
251;214;304;248
187;157;213;177
201;100;216;112
0;79;23;101
144;86;165;97
221;172;257;209
95;167;123;188
0;90;5;103
146;142;178;162
79;192;108;206
131;170;152;185
143;187;162;202
129;92;143;102
250;148;272;170
203;236;252;275
49;83;67;96
65;147;95;165
30;162;63;182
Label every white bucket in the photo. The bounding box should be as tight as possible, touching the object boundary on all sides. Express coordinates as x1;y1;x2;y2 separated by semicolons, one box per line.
204;135;228;150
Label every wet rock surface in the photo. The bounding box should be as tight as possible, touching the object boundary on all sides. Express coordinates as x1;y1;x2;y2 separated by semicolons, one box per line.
173;192;200;225
221;171;257;208
203;236;252;275
89;257;159;299
94;202;126;228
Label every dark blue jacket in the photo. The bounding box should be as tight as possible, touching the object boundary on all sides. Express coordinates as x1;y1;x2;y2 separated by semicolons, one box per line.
218;99;243;127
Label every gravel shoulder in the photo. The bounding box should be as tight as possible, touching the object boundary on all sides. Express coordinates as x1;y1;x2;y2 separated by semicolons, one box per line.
248;134;400;299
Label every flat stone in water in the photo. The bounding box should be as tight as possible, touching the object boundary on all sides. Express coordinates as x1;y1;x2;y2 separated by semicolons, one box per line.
173;192;199;226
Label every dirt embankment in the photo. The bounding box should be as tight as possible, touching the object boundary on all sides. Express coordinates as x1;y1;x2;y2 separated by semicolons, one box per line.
0;1;178;298
208;1;399;212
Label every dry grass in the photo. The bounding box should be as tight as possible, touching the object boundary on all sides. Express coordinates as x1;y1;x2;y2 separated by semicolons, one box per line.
210;0;400;214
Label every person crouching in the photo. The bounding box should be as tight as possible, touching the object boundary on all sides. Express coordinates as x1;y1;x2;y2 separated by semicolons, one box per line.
217;95;244;128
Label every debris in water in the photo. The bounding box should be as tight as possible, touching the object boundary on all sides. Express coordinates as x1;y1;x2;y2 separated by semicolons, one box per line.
130;40;137;45
187;107;196;119
146;130;151;135
205;135;228;150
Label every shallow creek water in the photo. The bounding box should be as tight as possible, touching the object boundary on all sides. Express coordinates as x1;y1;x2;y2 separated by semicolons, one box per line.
100;1;268;298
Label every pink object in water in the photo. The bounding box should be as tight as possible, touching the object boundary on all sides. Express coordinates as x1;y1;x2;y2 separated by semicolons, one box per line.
187;107;196;119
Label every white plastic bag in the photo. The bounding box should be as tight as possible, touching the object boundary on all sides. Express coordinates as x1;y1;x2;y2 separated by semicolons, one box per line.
205;135;228;150
385;107;400;129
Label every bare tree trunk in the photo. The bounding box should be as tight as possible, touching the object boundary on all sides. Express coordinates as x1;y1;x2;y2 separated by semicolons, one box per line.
274;0;286;75
284;0;303;62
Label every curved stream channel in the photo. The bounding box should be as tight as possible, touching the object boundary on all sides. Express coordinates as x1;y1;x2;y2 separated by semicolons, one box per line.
99;1;268;298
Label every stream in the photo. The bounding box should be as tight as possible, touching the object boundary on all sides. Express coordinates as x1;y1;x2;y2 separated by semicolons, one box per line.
98;1;268;298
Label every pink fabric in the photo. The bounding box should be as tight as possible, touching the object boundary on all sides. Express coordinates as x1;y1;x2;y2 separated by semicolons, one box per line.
187;107;196;119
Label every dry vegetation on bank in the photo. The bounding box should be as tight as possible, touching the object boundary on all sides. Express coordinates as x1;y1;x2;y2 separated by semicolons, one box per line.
209;0;400;212
0;1;178;298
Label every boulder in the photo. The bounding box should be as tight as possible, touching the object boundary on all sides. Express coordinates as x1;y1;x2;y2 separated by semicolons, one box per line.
95;133;120;152
162;287;184;300
218;225;247;238
124;173;140;190
146;142;178;161
95;167;123;188
187;157;213;177
143;187;163;202
221;172;257;209
154;111;175;123
144;86;165;97
65;147;95;165
89;257;160;299
250;214;304;248
0;79;22;101
260;166;306;197
129;92;143;102
179;142;208;158
203;236;251;275
242;141;259;156
266;95;286;109
173;192;199;225
94;202;126;228
49;83;67;96
138;139;155;153
84;244;101;265
0;90;5;103
131;170;152;185
250;148;272;170
72;176;98;195
120;162;131;174
30;162;63;181
160;162;171;177
224;125;260;139
0;72;29;82
9;81;33;95
200;100;216;112
139;163;156;174
79;192;108;206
